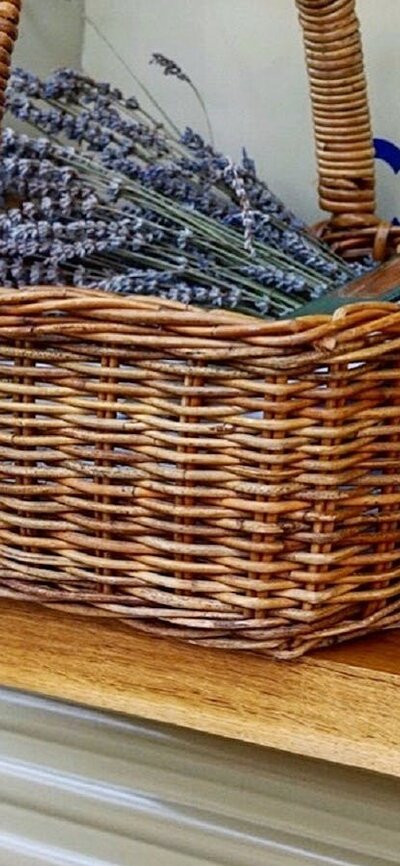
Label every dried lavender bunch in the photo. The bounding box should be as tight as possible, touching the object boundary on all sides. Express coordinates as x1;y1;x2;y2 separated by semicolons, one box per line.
0;128;336;299
8;68;308;231
8;67;366;285
0;168;294;314
2;68;373;317
0;139;314;315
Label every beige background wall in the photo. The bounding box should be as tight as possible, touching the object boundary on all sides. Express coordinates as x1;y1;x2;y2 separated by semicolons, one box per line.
14;0;83;75
82;0;400;225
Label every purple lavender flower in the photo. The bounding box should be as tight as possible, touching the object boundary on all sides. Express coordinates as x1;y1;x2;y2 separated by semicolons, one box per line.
150;54;191;83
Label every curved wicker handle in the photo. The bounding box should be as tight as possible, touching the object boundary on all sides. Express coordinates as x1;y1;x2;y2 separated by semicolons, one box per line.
295;0;375;217
0;0;21;124
295;0;400;260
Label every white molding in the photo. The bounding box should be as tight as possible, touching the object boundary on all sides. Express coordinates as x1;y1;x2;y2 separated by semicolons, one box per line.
0;688;398;864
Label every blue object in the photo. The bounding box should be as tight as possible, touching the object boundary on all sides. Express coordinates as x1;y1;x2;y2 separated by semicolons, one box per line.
374;138;400;224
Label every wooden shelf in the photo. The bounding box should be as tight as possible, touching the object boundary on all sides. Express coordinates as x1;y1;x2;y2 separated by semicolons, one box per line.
0;599;399;777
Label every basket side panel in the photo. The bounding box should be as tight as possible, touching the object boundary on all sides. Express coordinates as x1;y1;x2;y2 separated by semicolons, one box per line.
0;292;400;657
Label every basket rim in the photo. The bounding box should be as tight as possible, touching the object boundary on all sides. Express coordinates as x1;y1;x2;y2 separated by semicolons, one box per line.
2;284;400;335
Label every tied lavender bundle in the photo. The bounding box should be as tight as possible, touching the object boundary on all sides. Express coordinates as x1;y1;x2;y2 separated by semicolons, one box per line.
1;67;373;318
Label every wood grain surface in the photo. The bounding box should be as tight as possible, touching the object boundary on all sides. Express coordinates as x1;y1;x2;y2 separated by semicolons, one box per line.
0;600;399;777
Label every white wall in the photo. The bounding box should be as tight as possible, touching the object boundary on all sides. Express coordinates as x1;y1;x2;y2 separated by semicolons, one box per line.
83;0;400;226
13;0;83;75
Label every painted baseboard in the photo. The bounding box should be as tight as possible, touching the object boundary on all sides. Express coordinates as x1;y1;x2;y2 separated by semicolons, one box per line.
0;687;398;865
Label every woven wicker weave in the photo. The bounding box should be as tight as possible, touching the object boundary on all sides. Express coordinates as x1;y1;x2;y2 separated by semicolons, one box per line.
0;0;400;659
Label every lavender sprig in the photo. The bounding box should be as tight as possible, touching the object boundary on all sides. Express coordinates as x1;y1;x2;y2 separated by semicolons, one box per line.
150;52;214;146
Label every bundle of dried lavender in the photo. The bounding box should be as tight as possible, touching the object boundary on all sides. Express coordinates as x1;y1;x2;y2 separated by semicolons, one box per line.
1;67;372;318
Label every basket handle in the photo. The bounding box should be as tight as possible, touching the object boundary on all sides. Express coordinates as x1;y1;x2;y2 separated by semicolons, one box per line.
295;0;375;217
0;1;21;125
293;0;400;260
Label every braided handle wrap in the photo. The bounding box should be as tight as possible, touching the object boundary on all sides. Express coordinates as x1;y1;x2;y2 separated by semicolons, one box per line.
296;0;375;215
292;0;400;260
295;0;375;219
0;0;21;124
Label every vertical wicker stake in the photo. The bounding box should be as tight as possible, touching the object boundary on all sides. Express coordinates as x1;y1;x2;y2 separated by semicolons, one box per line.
295;0;399;260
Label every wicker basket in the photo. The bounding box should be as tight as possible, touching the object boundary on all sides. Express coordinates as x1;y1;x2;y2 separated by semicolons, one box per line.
0;0;400;660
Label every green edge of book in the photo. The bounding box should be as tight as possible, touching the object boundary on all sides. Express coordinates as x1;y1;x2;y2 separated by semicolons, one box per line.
284;282;400;319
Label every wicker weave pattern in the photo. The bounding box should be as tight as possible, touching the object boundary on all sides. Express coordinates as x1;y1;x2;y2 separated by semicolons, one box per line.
0;288;399;658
